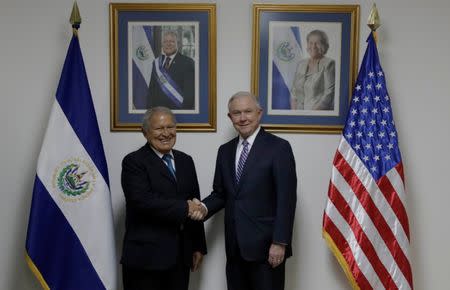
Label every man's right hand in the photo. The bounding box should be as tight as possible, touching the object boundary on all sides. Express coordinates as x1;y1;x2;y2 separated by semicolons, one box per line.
187;198;207;221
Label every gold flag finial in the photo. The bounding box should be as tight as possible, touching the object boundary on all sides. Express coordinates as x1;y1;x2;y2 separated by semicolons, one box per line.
367;3;381;43
367;3;381;32
70;1;81;35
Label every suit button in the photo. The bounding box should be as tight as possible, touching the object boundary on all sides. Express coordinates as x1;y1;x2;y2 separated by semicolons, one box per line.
180;224;184;231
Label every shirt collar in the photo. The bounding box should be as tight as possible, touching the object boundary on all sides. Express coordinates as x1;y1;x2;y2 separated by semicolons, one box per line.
150;145;173;159
162;52;178;60
238;126;261;147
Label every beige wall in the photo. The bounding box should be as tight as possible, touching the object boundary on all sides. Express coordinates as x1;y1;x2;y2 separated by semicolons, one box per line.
1;0;450;289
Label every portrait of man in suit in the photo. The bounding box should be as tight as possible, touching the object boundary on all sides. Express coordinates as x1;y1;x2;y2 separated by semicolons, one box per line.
120;106;206;290
147;30;195;110
192;91;297;290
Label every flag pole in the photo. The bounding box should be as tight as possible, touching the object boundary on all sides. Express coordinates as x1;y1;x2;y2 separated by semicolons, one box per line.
70;1;81;36
367;3;381;43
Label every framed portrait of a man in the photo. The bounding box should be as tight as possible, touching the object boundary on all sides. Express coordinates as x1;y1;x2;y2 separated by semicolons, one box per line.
110;3;216;131
252;4;359;133
130;25;197;111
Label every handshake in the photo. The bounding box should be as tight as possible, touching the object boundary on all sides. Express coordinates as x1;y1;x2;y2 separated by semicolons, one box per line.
187;198;208;221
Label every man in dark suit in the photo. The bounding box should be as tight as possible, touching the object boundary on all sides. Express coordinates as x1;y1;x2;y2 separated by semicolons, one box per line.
120;106;207;290
196;91;297;290
147;31;195;110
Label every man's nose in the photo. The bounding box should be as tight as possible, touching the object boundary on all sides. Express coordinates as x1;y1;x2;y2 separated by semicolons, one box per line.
161;128;171;135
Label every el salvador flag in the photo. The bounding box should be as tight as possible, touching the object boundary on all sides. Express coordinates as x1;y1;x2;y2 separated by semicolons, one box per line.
25;31;117;289
132;25;155;109
271;26;303;109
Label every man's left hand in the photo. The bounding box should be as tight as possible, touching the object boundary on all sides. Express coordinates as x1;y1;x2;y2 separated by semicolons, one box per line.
191;251;204;272
268;243;285;268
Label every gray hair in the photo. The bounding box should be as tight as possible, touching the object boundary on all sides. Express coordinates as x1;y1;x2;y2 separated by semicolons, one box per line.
227;91;262;111
142;106;177;132
307;30;330;55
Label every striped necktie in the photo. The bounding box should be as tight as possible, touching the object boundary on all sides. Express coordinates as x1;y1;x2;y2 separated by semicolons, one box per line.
236;140;249;183
162;154;176;179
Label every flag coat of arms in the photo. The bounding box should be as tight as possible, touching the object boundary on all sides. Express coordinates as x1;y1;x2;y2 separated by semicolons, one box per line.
322;33;413;290
25;30;117;289
270;25;303;109
131;25;155;109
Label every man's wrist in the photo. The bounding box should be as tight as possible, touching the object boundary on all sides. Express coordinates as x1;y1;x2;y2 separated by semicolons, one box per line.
273;242;287;246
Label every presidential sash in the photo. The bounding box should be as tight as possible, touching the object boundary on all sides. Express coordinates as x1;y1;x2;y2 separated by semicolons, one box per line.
154;56;184;108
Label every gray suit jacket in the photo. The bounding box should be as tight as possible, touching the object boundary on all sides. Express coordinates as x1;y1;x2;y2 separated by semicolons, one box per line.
292;56;335;110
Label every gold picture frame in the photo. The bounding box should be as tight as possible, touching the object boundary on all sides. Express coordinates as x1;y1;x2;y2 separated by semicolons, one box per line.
110;3;216;132
252;4;360;133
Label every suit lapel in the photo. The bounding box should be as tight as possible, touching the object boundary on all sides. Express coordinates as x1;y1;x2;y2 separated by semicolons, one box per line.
168;53;180;72
227;138;239;193
145;144;177;184
172;150;185;185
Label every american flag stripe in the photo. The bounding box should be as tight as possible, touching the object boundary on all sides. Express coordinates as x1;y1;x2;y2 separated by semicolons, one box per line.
338;140;410;253
334;141;413;287
327;184;395;289
385;165;408;213
322;221;372;290
322;217;374;290
386;164;405;201
394;163;405;183
324;203;381;289
329;166;411;289
377;169;410;239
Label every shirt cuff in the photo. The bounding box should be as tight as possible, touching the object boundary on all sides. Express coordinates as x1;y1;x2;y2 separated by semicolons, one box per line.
200;202;208;214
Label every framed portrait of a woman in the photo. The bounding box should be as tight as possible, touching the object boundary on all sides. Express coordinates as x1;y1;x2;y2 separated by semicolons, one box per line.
252;4;359;133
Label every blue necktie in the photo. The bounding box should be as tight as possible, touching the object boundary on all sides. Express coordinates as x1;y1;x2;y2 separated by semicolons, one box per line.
162;154;176;179
236;140;249;183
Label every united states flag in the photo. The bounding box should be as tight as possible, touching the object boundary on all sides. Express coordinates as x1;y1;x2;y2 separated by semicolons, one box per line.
322;33;413;290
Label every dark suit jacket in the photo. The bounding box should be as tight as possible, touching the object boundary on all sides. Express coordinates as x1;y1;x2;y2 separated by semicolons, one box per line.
203;128;297;262
121;143;207;270
147;53;195;110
